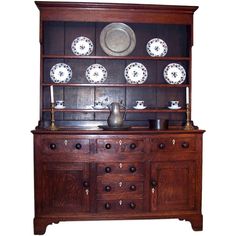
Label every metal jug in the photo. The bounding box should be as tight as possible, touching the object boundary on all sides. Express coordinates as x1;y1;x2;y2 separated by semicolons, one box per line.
107;102;126;127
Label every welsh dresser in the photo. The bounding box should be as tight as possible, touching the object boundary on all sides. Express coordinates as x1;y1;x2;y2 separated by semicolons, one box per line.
32;1;204;234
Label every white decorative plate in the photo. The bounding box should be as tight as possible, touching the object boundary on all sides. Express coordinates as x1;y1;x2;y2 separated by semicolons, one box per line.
124;62;148;84
71;36;93;56
146;38;168;57
85;64;107;83
50;63;72;83
163;63;186;84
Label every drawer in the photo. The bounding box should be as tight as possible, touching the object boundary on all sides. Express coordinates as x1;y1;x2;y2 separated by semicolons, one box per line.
97;162;144;176
96;138;145;153
97;180;144;195
150;136;196;152
41;138;90;154
97;199;144;213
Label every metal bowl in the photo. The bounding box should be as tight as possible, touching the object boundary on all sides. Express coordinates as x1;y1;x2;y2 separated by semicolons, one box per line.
100;23;136;56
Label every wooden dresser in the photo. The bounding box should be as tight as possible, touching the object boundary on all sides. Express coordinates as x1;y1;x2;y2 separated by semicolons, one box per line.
33;2;204;234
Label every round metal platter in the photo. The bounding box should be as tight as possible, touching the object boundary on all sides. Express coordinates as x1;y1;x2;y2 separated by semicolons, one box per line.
100;23;136;56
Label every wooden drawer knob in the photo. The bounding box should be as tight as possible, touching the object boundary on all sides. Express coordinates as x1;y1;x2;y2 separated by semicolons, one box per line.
105;166;112;173
130;143;137;149
129;202;136;209
75;143;82;149
129;166;136;173
104;202;111;210
104;185;112;192
49;143;56;150
105;143;111;149
83;181;89;188
130;185;136;191
181;142;189;148
159;143;165;149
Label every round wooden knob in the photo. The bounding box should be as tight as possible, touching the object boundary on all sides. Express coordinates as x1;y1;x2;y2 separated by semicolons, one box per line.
151;180;157;187
104;202;111;210
159;143;165;149
104;185;112;192
105;143;111;149
105;167;112;173
75;143;82;149
182;142;189;148
50;143;56;150
83;181;89;188
130;143;137;150
129;202;136;209
130;185;136;191
129;166;136;173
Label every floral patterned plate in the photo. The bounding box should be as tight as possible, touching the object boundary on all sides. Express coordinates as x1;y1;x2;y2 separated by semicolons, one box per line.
71;36;93;56
146;38;168;57
163;63;186;84
50;63;72;83
124;62;148;84
85;64;107;83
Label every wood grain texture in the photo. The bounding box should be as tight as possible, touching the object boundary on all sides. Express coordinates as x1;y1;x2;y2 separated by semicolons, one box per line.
33;2;202;234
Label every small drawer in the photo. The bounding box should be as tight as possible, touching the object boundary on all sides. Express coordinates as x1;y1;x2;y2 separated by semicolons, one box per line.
96;138;145;153
41;138;90;154
150;136;196;152
97;162;144;176
97;199;144;213
97;181;144;195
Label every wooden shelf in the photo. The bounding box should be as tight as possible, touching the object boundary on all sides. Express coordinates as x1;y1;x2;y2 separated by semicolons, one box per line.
42;108;187;113
42;83;189;88
42;54;190;61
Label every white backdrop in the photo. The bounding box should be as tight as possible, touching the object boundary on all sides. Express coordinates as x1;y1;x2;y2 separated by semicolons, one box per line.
1;0;235;235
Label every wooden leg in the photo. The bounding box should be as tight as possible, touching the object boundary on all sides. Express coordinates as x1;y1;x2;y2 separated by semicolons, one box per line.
186;214;203;231
34;218;53;235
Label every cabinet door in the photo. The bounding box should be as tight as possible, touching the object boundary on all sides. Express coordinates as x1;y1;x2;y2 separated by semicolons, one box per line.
150;161;196;211
41;162;89;214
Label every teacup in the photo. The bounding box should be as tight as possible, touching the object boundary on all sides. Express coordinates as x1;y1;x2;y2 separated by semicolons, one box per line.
94;101;103;108
55;100;65;108
136;100;144;108
170;100;179;108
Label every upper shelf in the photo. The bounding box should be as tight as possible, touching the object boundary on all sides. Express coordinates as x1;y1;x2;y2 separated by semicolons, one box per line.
42;83;189;88
43;55;190;61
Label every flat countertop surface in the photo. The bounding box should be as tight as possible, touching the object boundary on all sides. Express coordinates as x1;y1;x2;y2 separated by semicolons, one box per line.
32;127;205;135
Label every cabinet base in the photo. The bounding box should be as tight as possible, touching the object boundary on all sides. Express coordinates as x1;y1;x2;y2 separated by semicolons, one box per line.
34;218;59;235
34;214;203;234
179;214;203;231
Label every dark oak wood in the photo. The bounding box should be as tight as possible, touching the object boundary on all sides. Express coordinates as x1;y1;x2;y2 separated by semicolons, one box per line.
33;2;203;234
33;131;204;234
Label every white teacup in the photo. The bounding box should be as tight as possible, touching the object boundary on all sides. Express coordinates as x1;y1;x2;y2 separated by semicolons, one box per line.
136;100;144;108
170;100;179;108
55;100;65;108
94;101;103;108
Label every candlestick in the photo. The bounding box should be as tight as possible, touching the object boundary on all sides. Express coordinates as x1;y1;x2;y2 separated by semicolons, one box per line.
184;103;195;130
186;87;189;104
50;85;54;103
48;102;58;131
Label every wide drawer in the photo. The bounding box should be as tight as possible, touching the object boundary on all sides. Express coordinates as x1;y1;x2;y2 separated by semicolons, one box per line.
40;138;90;154
97;162;145;176
97;180;144;195
96;138;145;153
150;136;197;152
97;199;144;213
